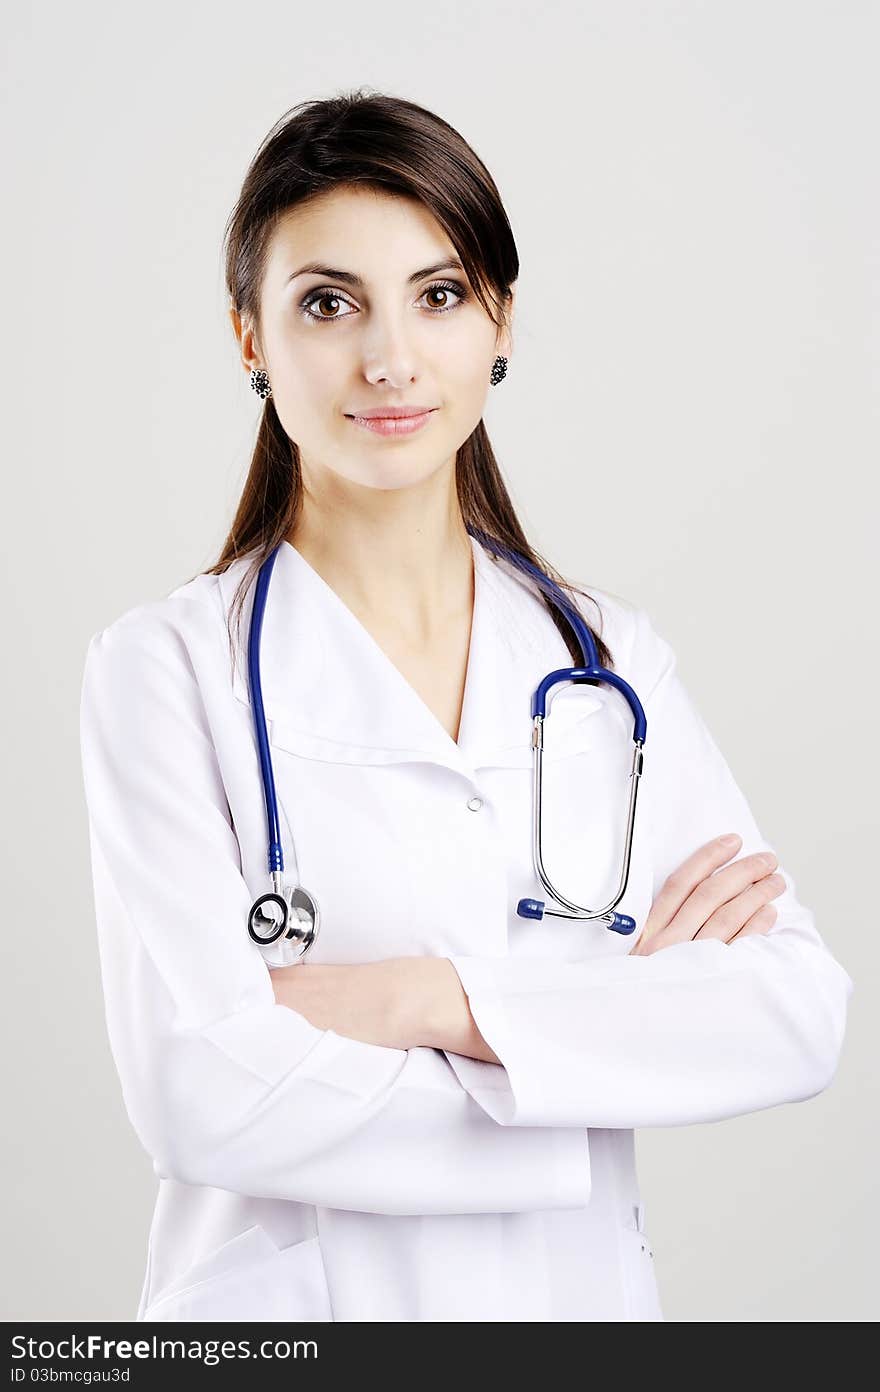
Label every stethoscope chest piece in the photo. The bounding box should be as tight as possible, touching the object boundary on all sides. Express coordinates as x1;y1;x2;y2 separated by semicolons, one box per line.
247;882;321;963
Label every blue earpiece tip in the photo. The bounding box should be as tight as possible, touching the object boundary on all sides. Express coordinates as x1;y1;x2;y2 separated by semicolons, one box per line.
610;914;637;935
517;898;545;920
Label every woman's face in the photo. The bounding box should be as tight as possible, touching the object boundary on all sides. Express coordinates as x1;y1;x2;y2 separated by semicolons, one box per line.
233;185;514;494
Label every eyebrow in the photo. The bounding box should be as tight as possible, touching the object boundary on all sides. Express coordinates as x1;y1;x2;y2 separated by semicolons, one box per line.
285;258;466;288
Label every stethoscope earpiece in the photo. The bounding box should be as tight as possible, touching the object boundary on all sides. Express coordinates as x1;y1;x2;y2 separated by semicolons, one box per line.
517;897;638;934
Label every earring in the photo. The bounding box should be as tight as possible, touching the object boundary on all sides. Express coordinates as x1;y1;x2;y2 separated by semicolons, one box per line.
251;367;272;399
490;355;508;385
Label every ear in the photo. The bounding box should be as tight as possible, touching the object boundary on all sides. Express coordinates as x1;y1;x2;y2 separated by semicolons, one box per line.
229;305;261;373
496;282;517;359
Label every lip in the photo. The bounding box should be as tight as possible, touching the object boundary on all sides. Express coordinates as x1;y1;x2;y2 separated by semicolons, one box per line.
345;407;437;437
348;405;436;418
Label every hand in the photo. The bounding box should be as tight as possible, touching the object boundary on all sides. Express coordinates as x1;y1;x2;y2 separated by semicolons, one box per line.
629;833;785;957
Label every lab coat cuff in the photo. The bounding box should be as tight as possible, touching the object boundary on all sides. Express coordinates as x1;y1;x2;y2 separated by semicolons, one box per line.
443;954;548;1128
434;1039;593;1208
200;1001;349;1088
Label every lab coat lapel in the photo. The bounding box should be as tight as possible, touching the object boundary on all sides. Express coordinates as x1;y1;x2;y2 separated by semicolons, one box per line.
216;533;605;775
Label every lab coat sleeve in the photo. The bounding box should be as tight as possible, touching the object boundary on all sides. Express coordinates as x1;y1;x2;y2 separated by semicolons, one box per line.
442;606;855;1128
79;608;592;1215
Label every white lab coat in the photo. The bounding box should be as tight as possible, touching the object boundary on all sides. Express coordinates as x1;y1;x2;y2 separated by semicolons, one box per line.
79;533;853;1323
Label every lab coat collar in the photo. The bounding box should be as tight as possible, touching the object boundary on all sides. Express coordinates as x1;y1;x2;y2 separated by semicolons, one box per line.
216;532;604;776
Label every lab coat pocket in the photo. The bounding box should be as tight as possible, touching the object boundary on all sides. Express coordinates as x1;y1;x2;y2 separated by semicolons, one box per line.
141;1225;333;1323
265;748;424;962
618;1205;664;1321
537;686;604;764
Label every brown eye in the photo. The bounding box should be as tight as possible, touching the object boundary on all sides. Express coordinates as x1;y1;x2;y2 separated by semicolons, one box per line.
300;290;356;322
315;295;340;317
420;281;467;313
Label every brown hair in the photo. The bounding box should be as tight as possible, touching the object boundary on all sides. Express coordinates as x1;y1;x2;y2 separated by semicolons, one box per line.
203;88;614;674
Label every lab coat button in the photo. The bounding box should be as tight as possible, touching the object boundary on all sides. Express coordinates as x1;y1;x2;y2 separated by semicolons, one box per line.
466;797;483;811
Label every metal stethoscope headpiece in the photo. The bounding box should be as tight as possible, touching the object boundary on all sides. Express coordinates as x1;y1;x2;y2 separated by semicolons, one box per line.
245;527;647;962
468;527;647;936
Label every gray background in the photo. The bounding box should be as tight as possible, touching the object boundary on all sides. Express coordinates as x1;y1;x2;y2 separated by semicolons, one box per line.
2;0;875;1322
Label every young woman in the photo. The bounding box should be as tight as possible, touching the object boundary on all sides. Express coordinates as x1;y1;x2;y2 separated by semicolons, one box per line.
79;90;853;1323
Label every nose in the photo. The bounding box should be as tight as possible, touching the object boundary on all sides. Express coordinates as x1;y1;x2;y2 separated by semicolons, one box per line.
361;309;420;388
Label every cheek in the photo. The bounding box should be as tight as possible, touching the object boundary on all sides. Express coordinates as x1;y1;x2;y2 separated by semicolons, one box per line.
285;351;338;406
271;357;348;446
443;327;493;387
265;314;341;396
434;348;493;434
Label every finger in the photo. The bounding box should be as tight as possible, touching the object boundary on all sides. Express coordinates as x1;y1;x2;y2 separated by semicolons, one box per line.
634;894;781;957
662;850;780;945
642;834;744;938
693;873;785;942
728;903;779;941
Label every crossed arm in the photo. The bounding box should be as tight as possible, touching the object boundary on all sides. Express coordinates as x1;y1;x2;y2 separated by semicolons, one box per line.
270;956;502;1062
269;832;795;1064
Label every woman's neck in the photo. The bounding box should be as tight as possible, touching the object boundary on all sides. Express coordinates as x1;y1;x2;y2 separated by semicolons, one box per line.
287;508;475;646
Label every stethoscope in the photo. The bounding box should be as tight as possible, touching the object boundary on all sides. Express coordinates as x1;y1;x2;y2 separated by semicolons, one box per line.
246;525;647;963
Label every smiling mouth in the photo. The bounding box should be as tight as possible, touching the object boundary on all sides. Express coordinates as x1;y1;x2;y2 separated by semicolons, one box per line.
345;409;437;437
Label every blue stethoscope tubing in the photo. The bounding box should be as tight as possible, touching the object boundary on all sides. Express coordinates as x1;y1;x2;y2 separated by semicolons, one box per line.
246;525;647;959
245;543;323;959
